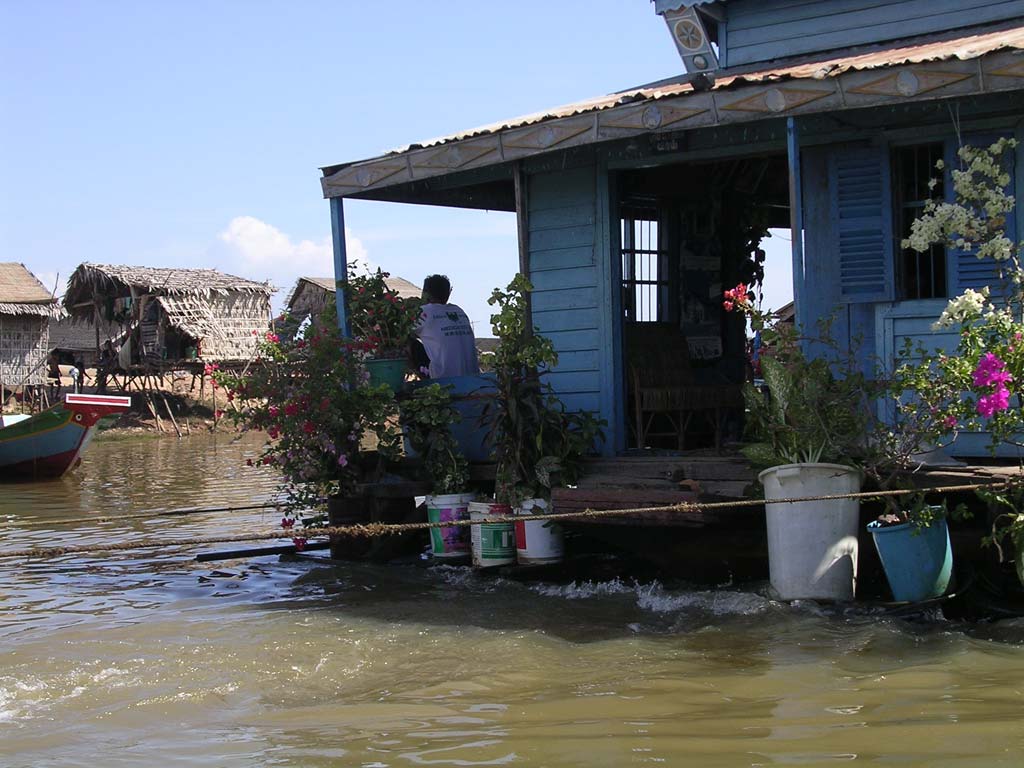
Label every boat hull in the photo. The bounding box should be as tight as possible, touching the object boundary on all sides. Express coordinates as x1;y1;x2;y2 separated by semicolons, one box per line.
0;394;131;480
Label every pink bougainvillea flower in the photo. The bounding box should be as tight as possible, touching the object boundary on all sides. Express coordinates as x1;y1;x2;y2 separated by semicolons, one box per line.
245;458;254;467
292;537;307;552
972;352;1013;388
337;454;348;467
977;387;1011;418
302;420;315;434
281;517;295;529
722;300;734;311
943;415;958;429
268;405;279;418
267;426;279;439
284;402;299;417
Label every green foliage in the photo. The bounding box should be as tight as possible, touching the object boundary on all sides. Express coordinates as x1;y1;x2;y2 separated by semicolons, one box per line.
738;320;871;469
213;308;402;506
485;274;606;505
399;383;470;495
895;138;1024;453
978;477;1024;587
345;267;422;359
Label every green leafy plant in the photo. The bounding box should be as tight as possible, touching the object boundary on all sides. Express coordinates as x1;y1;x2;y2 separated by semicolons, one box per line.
978;477;1024;587
399;383;470;495
484;274;605;505
727;288;870;469
346;267;422;360
213;307;402;507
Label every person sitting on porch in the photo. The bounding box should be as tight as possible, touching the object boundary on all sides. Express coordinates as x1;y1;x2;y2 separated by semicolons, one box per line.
413;274;479;379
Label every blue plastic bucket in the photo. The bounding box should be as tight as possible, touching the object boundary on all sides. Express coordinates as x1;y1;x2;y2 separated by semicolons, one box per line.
867;517;953;603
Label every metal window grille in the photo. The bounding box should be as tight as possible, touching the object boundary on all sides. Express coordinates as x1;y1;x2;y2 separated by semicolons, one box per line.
621;210;669;322
894;143;946;300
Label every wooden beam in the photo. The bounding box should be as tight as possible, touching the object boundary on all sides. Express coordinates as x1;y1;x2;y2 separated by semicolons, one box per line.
329;197;351;337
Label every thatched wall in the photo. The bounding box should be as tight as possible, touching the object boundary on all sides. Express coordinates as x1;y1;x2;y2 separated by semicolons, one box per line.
0;314;49;386
63;263;274;364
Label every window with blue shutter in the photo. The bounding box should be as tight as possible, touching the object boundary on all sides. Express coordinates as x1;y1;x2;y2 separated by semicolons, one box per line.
829;147;894;303
950;134;1017;299
893;143;947;300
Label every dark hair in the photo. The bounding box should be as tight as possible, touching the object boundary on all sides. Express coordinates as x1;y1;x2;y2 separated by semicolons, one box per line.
422;274;451;303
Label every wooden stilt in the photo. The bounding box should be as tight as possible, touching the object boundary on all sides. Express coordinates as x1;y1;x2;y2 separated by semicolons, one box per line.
160;394;182;438
145;394;165;432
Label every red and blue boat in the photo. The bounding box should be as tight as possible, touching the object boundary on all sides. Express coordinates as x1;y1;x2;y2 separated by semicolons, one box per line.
0;393;132;480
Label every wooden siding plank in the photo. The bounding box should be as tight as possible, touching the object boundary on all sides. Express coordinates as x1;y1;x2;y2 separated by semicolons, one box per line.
529;205;596;232
541;370;601;393
550;392;602;414
528;225;594;252
532;307;599;332
542;329;601;352
530;246;596;271
529;167;595;210
726;0;1024;66
529;266;599;292
530;286;599;313
548;349;600;372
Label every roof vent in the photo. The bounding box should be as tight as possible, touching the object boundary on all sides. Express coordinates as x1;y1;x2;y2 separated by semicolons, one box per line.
653;2;720;78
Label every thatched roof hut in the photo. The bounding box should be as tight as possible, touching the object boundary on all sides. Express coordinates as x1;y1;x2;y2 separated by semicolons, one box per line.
0;263;61;387
285;275;420;326
64;263;275;364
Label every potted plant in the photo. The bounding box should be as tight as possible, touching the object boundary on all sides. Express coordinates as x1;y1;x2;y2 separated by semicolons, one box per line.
870;138;1023;593
399;382;473;561
213;310;403;549
727;286;870;601
483;275;605;566
346;267;422;391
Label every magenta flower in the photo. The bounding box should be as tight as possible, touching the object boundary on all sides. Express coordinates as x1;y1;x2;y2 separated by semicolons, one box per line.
943;415;958;429
268;405;279;418
977;388;1012;418
972;352;1013;388
337;454;349;467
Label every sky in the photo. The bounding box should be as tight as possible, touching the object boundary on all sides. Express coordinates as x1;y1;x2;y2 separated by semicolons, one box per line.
1;1;793;336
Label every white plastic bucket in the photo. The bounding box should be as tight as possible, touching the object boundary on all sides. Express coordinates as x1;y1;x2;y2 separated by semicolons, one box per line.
759;463;862;601
515;498;564;565
469;500;515;567
425;493;474;559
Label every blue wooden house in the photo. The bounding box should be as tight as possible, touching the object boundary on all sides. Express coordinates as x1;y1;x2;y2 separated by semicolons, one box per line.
320;1;1024;459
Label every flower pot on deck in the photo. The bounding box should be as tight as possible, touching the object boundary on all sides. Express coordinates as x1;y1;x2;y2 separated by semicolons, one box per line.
469;500;515;568
515;498;564;565
867;517;953;603
364;358;408;391
425;492;474;561
760;463;862;601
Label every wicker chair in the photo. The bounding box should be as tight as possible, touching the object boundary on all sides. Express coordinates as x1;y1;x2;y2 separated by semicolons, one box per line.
627;324;742;450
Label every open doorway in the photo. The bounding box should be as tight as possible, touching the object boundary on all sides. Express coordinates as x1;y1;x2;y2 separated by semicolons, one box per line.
617;154;791;451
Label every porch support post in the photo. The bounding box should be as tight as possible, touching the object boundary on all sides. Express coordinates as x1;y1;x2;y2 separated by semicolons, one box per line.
786;116;805;329
329;196;351;337
513;161;533;337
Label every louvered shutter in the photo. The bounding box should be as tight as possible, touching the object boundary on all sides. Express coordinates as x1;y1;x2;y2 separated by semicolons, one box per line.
950;134;1016;298
829;147;894;303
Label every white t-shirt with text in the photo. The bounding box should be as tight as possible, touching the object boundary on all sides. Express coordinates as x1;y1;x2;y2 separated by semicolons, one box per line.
415;303;479;379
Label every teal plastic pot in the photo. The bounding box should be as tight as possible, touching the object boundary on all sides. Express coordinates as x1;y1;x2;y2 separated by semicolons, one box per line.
867;517;953;603
364;358;408;391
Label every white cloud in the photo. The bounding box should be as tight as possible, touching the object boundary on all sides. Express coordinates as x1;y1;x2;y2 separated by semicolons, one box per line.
217;215;369;297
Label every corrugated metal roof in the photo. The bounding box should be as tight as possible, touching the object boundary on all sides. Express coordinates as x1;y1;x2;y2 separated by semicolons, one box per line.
338;24;1024;165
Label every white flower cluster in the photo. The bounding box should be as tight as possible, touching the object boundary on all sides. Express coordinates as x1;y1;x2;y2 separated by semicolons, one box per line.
933;287;989;329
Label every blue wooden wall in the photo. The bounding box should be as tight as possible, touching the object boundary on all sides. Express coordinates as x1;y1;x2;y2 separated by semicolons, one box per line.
801;128;1024;457
527;163;622;455
723;0;1024;67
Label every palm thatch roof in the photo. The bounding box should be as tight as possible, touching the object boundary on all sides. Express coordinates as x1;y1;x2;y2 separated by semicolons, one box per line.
287;274;420;307
64;263;274;317
0;263;61;317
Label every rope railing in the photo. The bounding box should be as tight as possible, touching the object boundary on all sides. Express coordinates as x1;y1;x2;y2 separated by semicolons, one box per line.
2;499;307;530
0;481;1006;562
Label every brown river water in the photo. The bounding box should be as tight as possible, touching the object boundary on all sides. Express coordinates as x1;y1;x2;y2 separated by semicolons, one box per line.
2;432;1024;766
